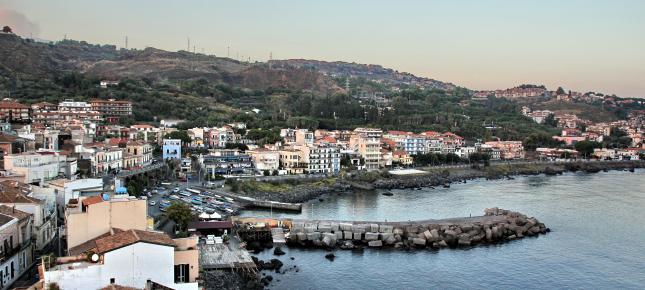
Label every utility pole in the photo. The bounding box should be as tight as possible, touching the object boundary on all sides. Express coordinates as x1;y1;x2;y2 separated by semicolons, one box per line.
187;37;190;52
125;36;128;49
227;45;230;58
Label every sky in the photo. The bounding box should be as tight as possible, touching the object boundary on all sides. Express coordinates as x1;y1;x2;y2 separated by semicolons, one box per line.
1;0;644;97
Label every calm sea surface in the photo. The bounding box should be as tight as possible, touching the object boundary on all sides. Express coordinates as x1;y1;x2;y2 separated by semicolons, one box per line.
242;170;645;289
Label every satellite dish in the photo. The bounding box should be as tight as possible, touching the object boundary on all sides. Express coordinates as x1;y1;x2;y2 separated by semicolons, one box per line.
91;253;100;262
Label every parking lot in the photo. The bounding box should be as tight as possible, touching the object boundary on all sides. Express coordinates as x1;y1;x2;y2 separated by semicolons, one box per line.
145;182;240;220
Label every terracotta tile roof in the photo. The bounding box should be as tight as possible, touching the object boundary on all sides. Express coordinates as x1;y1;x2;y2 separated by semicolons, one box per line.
0;181;39;204
81;196;104;207
0;205;31;222
386;130;413;136
68;231;115;256
0;189;40;204
393;150;408;156
92;229;176;254
0;101;29;109
317;136;337;143
420;131;441;137
0;133;17;143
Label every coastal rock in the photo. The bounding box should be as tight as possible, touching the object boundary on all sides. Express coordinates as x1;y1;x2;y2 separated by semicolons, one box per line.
322;235;333;247
273;247;286;256
340;241;355;250
368;240;383;247
430;229;440;239
412;238;426;246
325;253;336;261
365;232;379;241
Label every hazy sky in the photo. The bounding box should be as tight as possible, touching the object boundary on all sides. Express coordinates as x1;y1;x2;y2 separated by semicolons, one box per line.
2;0;644;97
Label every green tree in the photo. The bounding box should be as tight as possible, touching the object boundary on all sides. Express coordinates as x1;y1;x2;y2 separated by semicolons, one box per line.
165;202;194;232
555;87;566;95
574;140;602;158
164;130;191;145
523;133;563;150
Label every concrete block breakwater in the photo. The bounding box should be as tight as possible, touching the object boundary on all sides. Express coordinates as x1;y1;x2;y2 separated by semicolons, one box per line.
285;208;549;250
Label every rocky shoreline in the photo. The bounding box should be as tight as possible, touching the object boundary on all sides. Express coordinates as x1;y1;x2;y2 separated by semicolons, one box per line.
235;160;643;205
285;208;548;250
236;181;351;204
369;160;644;190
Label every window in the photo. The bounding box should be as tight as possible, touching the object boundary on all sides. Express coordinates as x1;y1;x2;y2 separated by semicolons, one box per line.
110;278;115;284
174;264;189;283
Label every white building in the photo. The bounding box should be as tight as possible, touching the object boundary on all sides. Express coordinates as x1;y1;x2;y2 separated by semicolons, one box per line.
47;178;104;218
455;146;478;159
76;144;123;176
57;100;92;112
248;149;280;172
3;152;72;184
43;229;198;290
299;145;341;174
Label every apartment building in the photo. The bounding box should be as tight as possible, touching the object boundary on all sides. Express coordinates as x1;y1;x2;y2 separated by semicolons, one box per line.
58;100;92;112
0;101;30;123
247;149;280;172
90;99;133;116
484;141;525;160
279;149;305;175
124;141;153;169
77;144;123;176
383;131;427;155
3;152;73;184
298;145;341;174
163;139;182;160
200;150;253;176
0;181;57;251
350;128;383;170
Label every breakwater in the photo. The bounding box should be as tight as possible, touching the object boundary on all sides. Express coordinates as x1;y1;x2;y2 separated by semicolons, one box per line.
283;208;548;250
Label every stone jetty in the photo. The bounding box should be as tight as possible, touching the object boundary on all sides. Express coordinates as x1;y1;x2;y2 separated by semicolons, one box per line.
284;208;549;249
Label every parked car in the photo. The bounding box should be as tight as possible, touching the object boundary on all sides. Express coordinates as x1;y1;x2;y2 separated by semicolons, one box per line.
149;201;157;206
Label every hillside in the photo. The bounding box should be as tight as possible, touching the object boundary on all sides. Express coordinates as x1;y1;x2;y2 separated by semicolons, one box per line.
269;59;456;91
0;33;343;94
